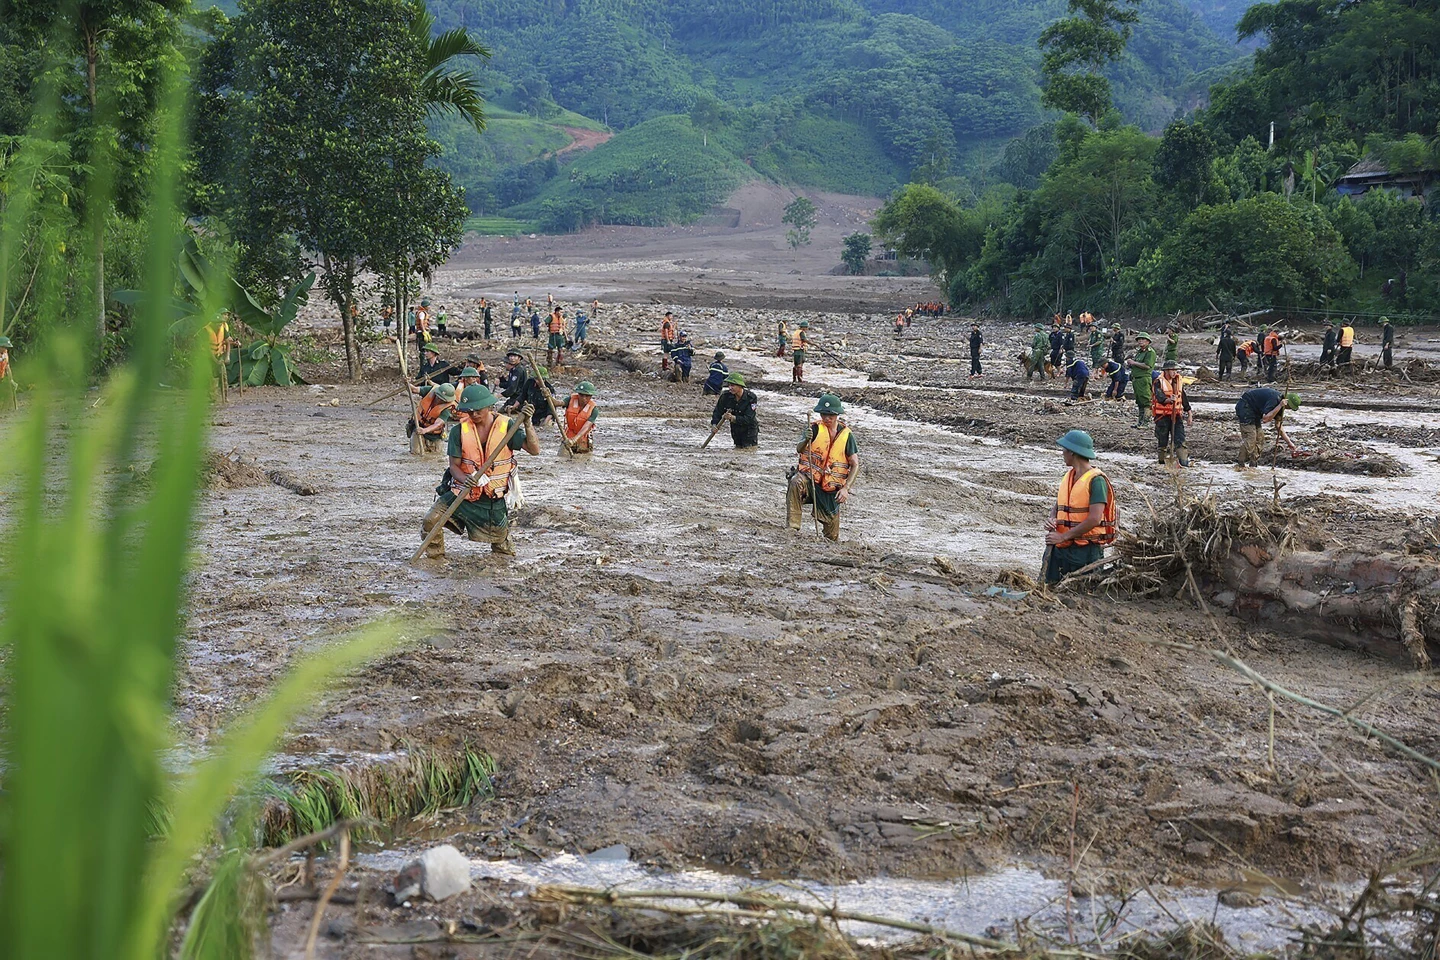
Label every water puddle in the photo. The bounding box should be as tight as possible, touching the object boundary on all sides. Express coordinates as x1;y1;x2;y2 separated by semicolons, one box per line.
358;847;1374;952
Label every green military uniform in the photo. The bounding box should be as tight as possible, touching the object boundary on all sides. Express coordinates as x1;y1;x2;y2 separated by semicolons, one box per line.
421;386;530;557
1130;335;1157;427
1046;430;1112;584
787;394;857;541
1089;333;1104;366
1165;332;1179;363
1030;325;1049;379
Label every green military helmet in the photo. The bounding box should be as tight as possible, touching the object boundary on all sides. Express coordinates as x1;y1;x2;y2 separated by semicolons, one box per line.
723;372;746;387
799;320;810;328
1135;332;1153;343
1380;316;1393;326
1285;392;1302;411
0;335;12;348
576;381;596;396
458;366;481;378
434;382;458;403
714;351;725;361
1057;429;1097;460
423;344;441;356
1034;323;1045;330
813;394;844;415
535;366;549;379
1161;360;1179;371
421;298;431;306
456;384;498;412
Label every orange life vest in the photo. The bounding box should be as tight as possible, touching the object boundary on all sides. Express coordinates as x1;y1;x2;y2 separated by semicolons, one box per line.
1238;341;1257;357
789;329;807;350
565;395;596;446
1262;332;1280;356
0;352;9;380
661;319;675;340
416;307;430;331
452;415;515;502
549;313;564;334
1339;326;1355;347
1151;375;1184;419
1056;467;1117;547
206;321;229;360
417;389;449;431
801;423;853;493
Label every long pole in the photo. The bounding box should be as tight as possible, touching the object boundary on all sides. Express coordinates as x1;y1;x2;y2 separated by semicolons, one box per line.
397;340;421;451
411;416;525;562
525;351;576;456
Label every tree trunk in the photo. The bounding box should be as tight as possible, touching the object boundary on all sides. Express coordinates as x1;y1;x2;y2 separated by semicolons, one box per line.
86;30;105;347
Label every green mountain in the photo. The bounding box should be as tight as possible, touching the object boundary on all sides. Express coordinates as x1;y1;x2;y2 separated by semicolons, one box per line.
417;0;1246;230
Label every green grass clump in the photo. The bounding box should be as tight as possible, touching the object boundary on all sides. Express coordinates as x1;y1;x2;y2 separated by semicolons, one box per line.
260;747;497;846
465;215;540;236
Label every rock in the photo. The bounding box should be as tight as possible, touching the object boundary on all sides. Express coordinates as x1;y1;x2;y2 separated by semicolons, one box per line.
1183;840;1214;861
1218;889;1262;908
583;843;631;863
393;844;472;903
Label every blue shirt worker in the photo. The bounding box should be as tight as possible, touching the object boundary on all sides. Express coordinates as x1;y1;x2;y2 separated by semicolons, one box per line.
703;352;729;395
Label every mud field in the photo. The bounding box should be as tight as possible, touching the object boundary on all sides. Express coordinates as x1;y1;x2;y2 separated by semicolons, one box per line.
174;276;1440;957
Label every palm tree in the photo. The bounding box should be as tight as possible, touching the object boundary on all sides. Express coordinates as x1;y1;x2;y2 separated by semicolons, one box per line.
409;1;490;133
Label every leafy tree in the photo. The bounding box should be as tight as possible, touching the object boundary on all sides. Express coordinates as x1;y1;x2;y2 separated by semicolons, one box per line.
872;183;966;284
1153;118;1217;208
1158;194;1357;309
207;0;468;380
841;232;872;274
1039;0;1143;123
783;195;818;248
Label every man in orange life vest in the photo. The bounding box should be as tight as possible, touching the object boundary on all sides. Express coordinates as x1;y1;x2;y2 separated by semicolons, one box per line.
1044;430;1117;584
0;335;14;409
660;312;677;371
1151;361;1193;466
788;393;859;541
409;382;457;455
420;385;540;558
790;320;809;383
563;381;599;454
547;306;567;368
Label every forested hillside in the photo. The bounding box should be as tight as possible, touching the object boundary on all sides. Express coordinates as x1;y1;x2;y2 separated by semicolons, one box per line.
410;0;1244;229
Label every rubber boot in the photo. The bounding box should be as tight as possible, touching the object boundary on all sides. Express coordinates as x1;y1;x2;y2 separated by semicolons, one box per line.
1158;447;1168;465
786;476;805;531
546;348;555;367
491;535;516;556
420;502;448;559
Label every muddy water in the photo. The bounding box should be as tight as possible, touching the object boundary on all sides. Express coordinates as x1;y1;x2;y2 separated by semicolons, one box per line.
358;847;1362;952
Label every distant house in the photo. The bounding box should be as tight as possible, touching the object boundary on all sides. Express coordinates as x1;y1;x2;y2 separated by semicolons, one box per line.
1334;157;1437;201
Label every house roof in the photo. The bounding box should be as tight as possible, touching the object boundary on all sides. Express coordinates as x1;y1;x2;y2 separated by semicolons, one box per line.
1337;156;1437;181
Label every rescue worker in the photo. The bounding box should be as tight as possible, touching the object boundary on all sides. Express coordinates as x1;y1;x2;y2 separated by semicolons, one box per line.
778;319;789;357
497;352;528;408
788;394;859;541
205;318;234;396
1127;332;1157;428
791;320;809;383
1062;324;1076;367
1044;430;1117;584
1337;321;1356;368
1110;327;1125;363
510;307;523;338
710;372;759;449
1165;327;1180;363
419;345;453;385
547;306;566;368
1382;317;1394;369
1216;328;1236;381
381;306;394;338
529;308;542;340
670;331;695;382
1029;324;1049;380
1049;324;1064;371
1089;325;1105;367
968;323;983;378
409;382;457;455
455;366;484;392
1261;326;1282;382
420;386;540;558
481;298;494;340
435;307;448;337
1236;338;1256;375
1320;321;1337;367
660;311;677;370
1151;361;1193;466
574;310;589;346
703;352;729;396
1102;358;1128;400
1235;388;1300;467
893;312;905;336
1065;357;1090;401
563;381;598;455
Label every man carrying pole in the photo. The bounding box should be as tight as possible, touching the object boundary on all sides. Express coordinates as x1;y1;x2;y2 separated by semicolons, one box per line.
1151;361;1192;466
787;394;858;541
418;386;540;559
708;372;758;449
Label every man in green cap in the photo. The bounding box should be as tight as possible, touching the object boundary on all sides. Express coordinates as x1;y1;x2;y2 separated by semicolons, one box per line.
791;320;810;383
1028;323;1049;380
421;385;540;558
562;381;599;455
1235;388;1300;467
709;372;759;448
1127;332;1157;428
1381;317;1394;369
409;382;457;455
418;344;453;385
455;366;485;392
1164;326;1180;364
1044;430;1116;584
788;394;859;541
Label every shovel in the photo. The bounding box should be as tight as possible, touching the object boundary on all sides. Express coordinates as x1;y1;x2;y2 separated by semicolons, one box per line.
525;351;578;458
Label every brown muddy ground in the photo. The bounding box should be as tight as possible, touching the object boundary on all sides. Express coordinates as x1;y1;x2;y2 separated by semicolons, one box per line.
185;291;1440;920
